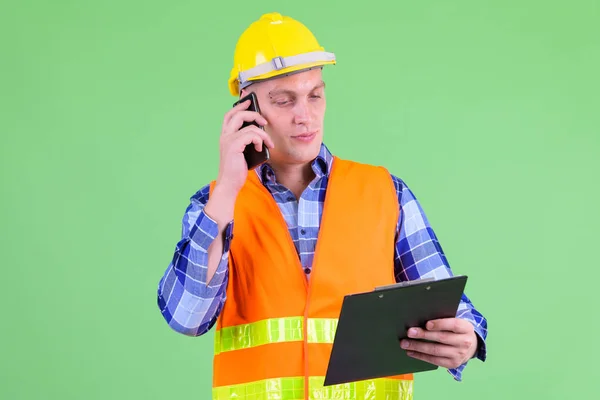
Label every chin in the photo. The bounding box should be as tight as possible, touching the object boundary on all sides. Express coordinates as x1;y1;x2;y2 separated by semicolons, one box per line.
273;145;320;165
299;138;322;158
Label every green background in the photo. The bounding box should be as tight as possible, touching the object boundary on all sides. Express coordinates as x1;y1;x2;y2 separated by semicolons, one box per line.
2;0;599;399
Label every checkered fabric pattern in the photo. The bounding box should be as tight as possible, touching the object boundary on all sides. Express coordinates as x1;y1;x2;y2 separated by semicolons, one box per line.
157;143;487;381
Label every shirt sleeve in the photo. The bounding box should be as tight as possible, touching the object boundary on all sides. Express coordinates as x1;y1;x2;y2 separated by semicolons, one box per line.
156;184;233;337
391;174;488;381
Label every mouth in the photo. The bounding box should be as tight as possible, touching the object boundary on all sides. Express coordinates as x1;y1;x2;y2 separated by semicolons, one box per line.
291;130;318;142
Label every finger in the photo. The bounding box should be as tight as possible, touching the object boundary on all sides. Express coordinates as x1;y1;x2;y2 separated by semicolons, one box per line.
406;327;465;347
405;351;456;369
236;126;275;149
226;111;268;134
245;130;264;153
400;339;455;358
425;318;473;334
229;128;273;153
223;100;250;126
240;134;262;152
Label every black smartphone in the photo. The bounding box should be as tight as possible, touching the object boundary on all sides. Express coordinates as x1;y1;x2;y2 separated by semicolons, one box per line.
232;92;270;170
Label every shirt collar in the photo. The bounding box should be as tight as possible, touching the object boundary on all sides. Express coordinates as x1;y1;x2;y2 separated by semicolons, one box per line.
256;142;334;184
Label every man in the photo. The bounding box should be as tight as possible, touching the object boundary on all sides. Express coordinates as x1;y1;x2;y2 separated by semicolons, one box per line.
157;12;487;400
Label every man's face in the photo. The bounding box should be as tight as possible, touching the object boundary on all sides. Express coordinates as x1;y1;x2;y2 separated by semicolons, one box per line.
241;68;326;167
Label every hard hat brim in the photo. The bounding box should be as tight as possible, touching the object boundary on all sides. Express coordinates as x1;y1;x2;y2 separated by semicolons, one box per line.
229;51;336;96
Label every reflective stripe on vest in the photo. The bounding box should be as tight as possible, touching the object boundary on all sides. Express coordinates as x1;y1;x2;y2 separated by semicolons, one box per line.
214;317;338;354
209;158;410;397
213;376;413;400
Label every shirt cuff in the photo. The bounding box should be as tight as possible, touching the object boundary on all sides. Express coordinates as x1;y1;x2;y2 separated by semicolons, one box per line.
187;210;234;287
222;220;235;253
189;209;220;249
189;210;235;250
473;328;487;362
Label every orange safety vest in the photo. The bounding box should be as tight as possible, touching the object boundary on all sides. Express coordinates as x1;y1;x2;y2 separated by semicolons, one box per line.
209;156;414;400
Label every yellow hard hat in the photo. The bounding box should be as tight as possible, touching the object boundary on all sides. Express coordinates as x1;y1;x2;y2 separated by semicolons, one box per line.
228;12;336;96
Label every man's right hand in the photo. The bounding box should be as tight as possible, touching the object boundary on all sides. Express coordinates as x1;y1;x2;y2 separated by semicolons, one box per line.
205;99;274;227
202;100;274;284
215;99;274;197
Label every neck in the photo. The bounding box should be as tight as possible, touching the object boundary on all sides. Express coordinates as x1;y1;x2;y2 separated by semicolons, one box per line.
269;161;315;200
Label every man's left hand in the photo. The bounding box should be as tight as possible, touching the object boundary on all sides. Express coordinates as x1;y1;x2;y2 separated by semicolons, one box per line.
400;318;478;369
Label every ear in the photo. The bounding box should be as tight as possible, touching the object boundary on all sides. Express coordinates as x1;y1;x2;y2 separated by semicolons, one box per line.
240;82;258;99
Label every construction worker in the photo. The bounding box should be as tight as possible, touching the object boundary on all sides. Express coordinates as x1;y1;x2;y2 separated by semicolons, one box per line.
157;12;487;399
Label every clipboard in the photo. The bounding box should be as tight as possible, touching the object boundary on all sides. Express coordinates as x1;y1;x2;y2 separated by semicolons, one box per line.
323;275;468;386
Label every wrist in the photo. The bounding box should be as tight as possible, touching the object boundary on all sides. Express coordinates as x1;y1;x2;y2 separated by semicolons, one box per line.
467;331;479;360
205;183;238;226
212;181;240;201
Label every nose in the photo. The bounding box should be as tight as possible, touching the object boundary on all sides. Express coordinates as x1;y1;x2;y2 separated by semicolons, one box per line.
292;99;310;125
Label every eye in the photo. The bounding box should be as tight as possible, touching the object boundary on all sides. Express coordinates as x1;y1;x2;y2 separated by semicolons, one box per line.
271;97;292;106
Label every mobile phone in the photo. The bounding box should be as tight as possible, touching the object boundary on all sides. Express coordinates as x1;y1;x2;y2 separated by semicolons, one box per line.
232;92;270;170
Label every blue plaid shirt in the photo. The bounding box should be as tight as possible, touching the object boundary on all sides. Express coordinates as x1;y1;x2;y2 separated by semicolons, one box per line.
157;143;487;381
